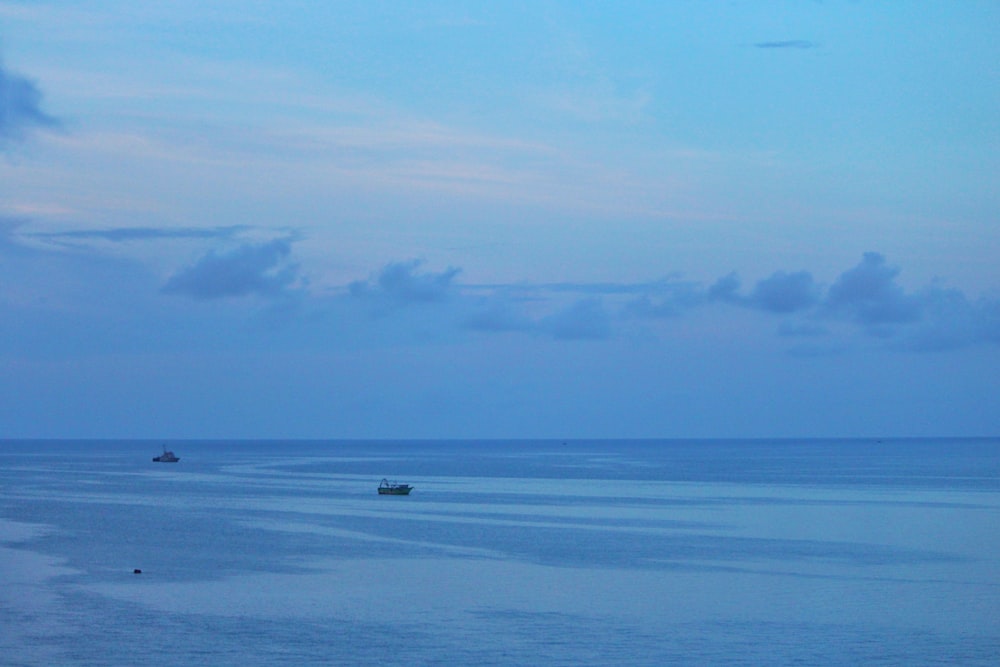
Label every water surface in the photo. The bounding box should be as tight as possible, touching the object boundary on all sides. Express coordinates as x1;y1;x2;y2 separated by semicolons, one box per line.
1;439;998;665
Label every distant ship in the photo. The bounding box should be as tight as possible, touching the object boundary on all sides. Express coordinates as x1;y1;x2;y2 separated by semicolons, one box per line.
152;446;180;463
378;478;412;495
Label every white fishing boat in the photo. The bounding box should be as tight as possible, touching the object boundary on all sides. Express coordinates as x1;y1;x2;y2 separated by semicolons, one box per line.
378;478;412;495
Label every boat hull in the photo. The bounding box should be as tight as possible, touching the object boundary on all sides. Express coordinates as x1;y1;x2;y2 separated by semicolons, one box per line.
377;478;412;495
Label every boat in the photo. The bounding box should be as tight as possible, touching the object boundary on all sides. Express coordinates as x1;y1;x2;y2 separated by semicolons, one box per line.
152;446;180;463
378;478;412;495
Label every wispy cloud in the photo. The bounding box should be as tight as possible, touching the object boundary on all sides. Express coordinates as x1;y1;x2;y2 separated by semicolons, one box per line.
161;237;301;300
0;60;59;146
538;80;651;124
27;225;251;245
754;40;817;50
0;215;30;254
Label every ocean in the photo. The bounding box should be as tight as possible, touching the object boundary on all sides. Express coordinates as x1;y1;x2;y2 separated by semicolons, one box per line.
1;439;998;665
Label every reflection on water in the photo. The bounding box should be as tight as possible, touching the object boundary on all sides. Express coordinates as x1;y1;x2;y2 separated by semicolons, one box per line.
1;439;998;665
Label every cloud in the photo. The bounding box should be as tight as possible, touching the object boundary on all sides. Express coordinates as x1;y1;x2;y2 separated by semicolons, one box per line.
167;249;1000;350
705;270;819;314
27;225;251;245
0;215;28;247
8;229;998;354
977;298;1000;344
823;252;921;327
702;255;927;332
623;278;706;318
349;259;460;304
750;270;821;314
754;40;817;50
0;60;58;145
345;262;613;341
161;237;300;300
707;272;741;304
463;293;535;333
540;298;612;340
598;252;997;351
898;286;1000;352
461;287;617;340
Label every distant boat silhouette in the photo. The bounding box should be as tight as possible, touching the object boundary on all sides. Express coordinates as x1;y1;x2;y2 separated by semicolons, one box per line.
152;446;179;463
378;478;412;495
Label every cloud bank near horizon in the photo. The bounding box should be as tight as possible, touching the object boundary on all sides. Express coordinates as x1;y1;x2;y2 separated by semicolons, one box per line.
2;217;997;354
347;252;998;351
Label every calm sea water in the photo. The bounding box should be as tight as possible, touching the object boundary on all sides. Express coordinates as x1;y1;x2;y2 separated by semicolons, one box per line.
1;439;998;666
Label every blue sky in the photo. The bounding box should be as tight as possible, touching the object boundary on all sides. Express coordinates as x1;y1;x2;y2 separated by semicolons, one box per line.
1;1;998;439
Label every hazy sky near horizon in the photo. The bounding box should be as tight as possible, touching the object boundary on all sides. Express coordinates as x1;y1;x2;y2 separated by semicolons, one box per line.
1;1;998;439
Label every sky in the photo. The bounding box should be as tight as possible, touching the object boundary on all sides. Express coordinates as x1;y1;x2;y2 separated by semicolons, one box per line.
1;1;998;439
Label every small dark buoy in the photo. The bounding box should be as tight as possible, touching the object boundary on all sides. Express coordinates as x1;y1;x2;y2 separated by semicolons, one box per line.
133;569;142;574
